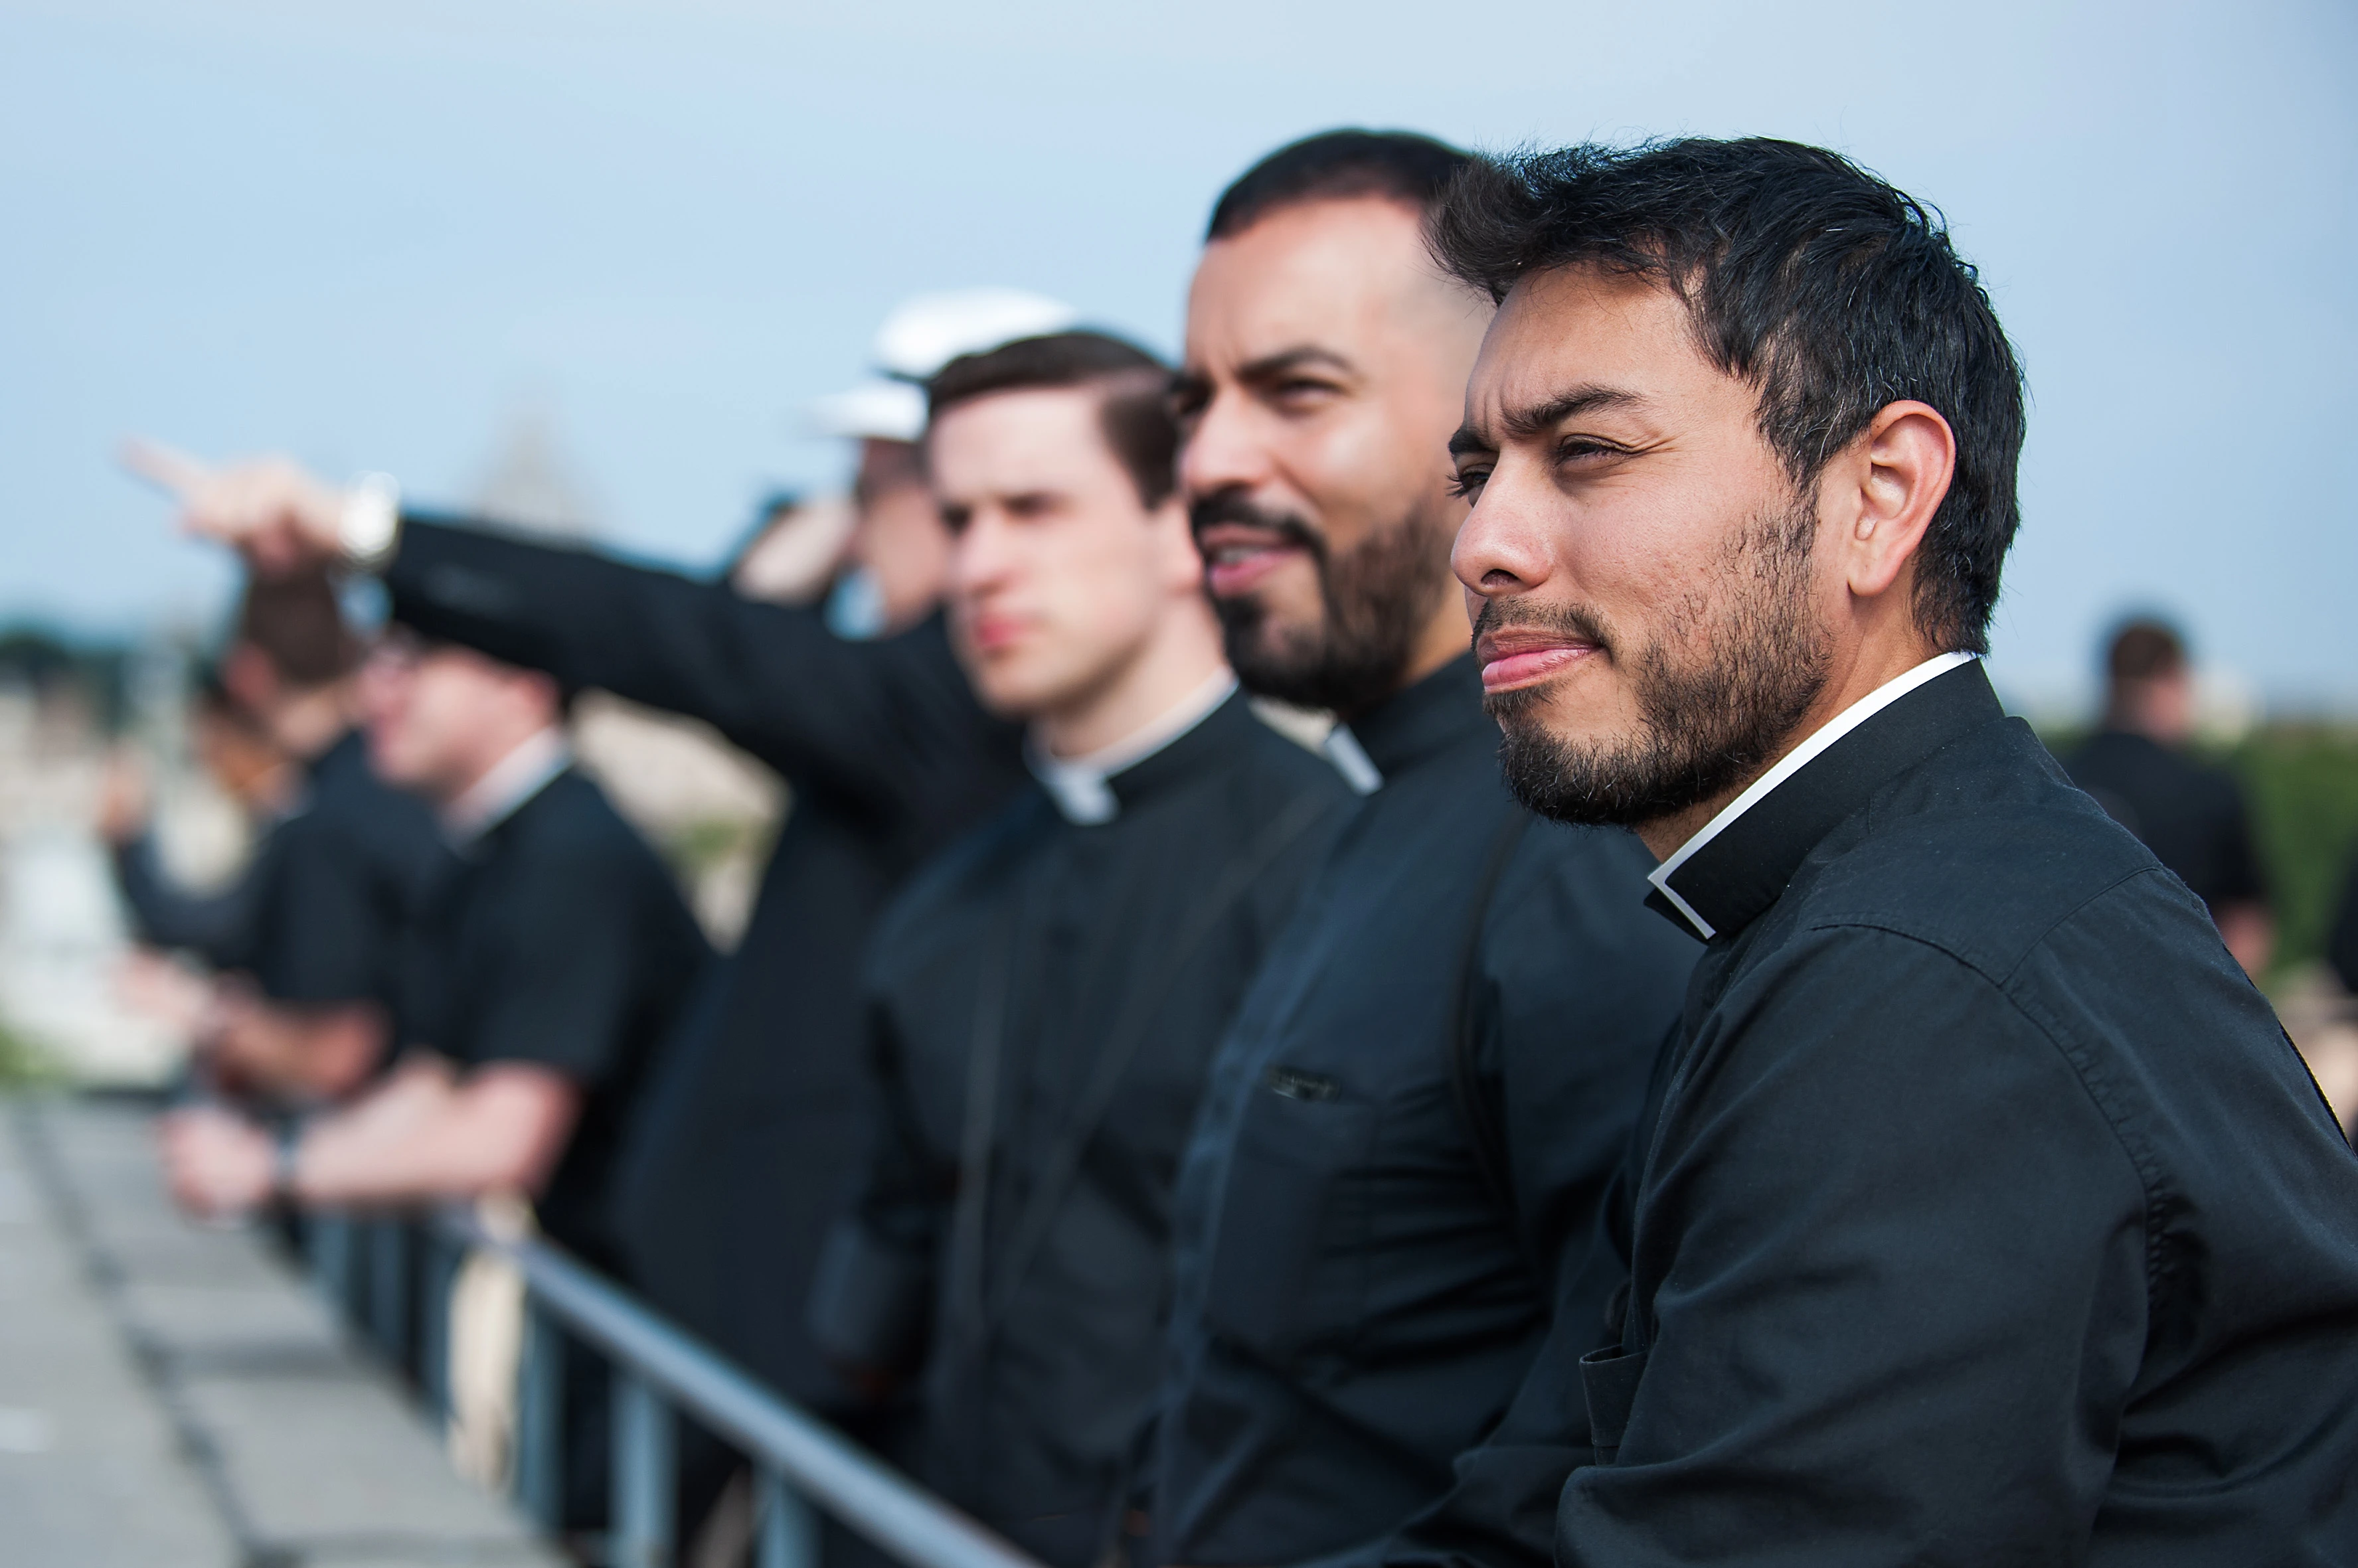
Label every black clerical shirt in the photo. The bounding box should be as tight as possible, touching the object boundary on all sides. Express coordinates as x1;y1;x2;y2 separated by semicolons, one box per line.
404;766;711;1272
381;517;1026;1403
1152;657;1695;1568
2063;728;2269;915
238;730;448;1011
812;690;1349;1568
1541;657;2358;1565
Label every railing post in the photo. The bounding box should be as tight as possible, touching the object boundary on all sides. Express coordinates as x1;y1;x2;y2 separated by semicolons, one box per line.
309;1212;354;1322
757;1468;819;1568
516;1301;564;1530
419;1225;460;1425
613;1371;675;1568
367;1217;408;1368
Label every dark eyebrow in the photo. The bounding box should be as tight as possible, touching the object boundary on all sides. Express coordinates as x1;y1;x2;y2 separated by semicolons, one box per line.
1236;345;1357;385
1443;384;1650;462
1499;384;1648;440
1449;384;1649;461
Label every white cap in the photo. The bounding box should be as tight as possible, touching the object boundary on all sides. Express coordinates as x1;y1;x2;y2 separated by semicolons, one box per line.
807;287;1081;442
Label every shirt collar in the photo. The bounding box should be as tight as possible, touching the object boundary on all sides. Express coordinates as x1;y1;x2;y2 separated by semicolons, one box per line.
1029;670;1240;825
1645;652;1997;941
1325;655;1491;791
442;726;572;848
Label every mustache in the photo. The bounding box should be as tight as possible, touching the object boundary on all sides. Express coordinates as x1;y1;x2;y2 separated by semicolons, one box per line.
1188;490;1327;560
1470;596;1616;658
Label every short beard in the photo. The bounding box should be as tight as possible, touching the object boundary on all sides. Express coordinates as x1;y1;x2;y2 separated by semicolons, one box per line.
1485;493;1831;828
1193;491;1453;715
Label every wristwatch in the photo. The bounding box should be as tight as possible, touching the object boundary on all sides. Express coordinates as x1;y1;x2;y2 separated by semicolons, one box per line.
272;1121;305;1202
337;472;402;573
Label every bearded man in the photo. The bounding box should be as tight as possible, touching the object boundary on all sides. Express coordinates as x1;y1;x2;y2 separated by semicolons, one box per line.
1147;130;1696;1568
1431;137;2358;1565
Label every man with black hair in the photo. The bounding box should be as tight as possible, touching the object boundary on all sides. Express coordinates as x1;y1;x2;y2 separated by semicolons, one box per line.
2064;617;2272;975
1149;130;1695;1568
163;627;709;1537
161;628;709;1267
1430;136;2358;1564
811;332;1349;1567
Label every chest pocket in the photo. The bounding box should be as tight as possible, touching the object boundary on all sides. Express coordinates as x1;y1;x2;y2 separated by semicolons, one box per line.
1202;1064;1379;1364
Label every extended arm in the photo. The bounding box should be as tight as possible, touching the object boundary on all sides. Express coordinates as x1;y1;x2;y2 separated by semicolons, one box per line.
127;445;1003;812
159;1057;578;1215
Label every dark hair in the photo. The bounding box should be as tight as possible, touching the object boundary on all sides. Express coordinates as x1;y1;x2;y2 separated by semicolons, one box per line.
1207;128;1471;242
2106;617;2187;684
235;568;359;687
926;331;1179;510
1428;137;2025;653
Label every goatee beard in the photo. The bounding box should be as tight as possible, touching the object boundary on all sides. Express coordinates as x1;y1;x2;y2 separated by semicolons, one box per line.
1193;491;1454;717
1485;494;1830;828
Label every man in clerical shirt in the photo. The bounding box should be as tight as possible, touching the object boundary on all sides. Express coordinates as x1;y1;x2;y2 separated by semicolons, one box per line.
1428;136;2358;1565
807;331;1351;1568
1147;131;1697;1568
129;289;1063;1431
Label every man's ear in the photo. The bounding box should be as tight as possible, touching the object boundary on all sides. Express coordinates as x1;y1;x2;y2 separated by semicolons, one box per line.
1837;400;1956;603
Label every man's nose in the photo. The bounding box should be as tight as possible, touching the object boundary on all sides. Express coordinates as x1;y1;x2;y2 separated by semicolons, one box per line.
1451;468;1552;599
1177;389;1273;501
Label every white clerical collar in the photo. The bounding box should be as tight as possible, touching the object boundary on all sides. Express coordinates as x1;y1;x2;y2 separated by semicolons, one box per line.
1646;651;1979;936
442;726;572;848
1029;669;1240;826
1319;728;1384;796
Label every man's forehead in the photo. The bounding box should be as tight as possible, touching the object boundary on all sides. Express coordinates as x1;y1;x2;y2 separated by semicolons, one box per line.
1184;196;1430;365
1466;267;1701;431
928;386;1115;491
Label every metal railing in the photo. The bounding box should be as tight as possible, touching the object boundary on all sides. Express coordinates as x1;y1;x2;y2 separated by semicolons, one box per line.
307;1209;1045;1568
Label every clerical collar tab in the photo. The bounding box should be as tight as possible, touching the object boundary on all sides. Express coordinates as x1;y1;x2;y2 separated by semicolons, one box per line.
1028;671;1240;825
1647;654;1996;941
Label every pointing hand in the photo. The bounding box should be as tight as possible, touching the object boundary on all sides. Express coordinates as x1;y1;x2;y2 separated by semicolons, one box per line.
120;440;351;576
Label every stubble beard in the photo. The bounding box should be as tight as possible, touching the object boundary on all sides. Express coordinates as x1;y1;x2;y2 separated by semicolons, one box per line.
1485;493;1832;828
1195;491;1456;716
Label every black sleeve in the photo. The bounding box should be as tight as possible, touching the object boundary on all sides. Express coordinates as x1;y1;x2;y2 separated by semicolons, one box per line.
244;816;396;1006
1366;832;1692;1568
806;990;946;1379
110;834;259;969
2329;856;2358;995
2207;773;2270;908
465;841;677;1089
1554;929;2148;1567
384;516;997;814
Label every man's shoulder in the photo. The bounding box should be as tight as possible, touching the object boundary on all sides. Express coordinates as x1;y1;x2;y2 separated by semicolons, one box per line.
496;771;673;890
1780;720;2183;981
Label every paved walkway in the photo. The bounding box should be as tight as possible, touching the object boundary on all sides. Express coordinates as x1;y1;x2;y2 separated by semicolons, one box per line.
0;1094;562;1568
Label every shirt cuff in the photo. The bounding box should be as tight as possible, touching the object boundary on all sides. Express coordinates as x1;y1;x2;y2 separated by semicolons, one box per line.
337;472;403;573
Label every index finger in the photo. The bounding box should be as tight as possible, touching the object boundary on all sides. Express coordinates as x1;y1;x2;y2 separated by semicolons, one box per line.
118;439;214;499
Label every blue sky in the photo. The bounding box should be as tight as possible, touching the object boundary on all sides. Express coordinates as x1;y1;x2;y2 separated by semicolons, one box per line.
3;0;2353;710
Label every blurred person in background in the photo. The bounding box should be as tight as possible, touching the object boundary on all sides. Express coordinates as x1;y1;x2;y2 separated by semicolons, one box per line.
123;569;450;1104
126;289;1059;1449
160;626;711;1537
1426;135;2358;1565
808;333;1349;1567
2063;617;2273;975
101;663;296;973
1149;131;1696;1568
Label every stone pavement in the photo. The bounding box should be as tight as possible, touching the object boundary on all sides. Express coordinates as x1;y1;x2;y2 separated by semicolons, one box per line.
0;1094;562;1568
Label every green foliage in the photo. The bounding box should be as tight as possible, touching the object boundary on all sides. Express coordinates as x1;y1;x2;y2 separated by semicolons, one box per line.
2041;722;2358;980
0;1018;60;1088
2227;726;2358;977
